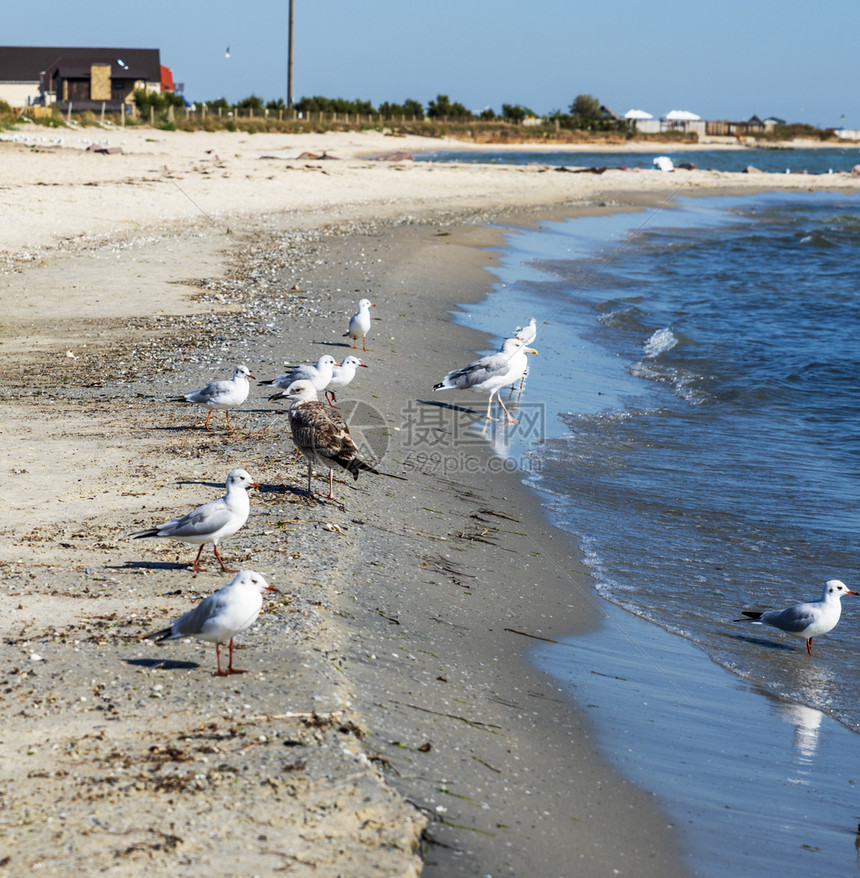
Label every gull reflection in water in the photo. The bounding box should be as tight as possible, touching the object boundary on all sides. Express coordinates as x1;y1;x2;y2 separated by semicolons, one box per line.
776;701;823;770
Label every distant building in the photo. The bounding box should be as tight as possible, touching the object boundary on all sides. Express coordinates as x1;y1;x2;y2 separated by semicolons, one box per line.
705;115;782;137
0;46;168;110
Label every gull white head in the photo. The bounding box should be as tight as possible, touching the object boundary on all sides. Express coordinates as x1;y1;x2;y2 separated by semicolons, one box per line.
825;579;857;598
358;298;374;310
233;364;254;380
340;355;367;370
225;469;260;492
230;569;277;595
501;337;538;356
313;355;339;369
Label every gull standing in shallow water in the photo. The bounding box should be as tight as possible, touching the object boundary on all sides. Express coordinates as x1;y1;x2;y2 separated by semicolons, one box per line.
324;355;366;405
283;379;395;499
259;355;339;395
149;570;277;675
172;364;254;431
434;337;538;424
344;298;374;351
130;469;259;572
736;579;857;655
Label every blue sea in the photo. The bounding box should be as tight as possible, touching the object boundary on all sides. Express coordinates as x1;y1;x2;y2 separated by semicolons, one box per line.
452;190;860;876
418;146;860;174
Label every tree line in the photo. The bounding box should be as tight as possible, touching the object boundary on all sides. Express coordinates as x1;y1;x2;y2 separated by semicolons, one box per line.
168;91;629;131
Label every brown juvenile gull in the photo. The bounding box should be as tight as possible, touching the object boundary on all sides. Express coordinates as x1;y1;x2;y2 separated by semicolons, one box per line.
434;337;538;423
283;379;391;499
130;469;259;572
172;364;254;431
149;570;277;675
344;297;374;351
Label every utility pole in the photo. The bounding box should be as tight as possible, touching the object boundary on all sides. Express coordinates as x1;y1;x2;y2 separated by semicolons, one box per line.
287;0;295;111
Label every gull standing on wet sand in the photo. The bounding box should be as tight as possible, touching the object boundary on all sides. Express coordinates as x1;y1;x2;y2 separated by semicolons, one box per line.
130;469;259;572
324;355;367;405
736;579;857;655
282;379;388;499
344;298;374;351
172;364;254;431
434;337;538;424
259;355;339;395
149;570;277;675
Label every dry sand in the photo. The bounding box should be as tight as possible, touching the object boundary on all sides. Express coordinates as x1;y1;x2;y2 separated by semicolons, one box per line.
1;126;858;877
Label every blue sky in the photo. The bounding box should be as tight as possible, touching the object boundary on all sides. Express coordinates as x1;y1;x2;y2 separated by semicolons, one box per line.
4;0;858;127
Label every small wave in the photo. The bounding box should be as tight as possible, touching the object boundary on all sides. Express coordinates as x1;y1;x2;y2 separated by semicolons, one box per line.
597;306;650;332
631;360;708;405
644;327;679;358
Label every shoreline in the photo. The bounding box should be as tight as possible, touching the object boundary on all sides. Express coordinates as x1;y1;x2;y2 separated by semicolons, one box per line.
2;129;859;875
455;192;860;876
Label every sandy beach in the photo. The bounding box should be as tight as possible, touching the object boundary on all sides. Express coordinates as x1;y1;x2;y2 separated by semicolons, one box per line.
1;126;858;876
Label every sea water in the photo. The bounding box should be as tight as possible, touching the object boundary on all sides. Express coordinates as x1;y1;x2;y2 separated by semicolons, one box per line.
418;146;860;175
452;191;860;876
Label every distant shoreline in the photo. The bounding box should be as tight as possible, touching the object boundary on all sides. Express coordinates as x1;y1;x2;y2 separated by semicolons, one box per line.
398;136;860;154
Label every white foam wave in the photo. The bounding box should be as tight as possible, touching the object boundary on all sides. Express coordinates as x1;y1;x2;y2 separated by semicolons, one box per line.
644;327;678;358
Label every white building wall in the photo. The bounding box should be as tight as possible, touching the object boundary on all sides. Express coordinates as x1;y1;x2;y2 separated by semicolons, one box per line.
0;81;41;107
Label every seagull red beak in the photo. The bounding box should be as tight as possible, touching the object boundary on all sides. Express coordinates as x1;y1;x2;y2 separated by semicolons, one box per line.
265;583;278;592
249;480;261;490
847;589;858;596
248;372;256;379
358;363;368;368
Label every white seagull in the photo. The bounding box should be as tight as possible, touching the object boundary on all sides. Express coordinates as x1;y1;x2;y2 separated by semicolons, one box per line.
324;355;367;405
344;298;374;351
434;337;538;423
172;364;254;431
283;379;399;499
149;570;277;675
130;469;259;572
514;317;538;345
261;355;339;396
736;579;857;655
512;318;538;390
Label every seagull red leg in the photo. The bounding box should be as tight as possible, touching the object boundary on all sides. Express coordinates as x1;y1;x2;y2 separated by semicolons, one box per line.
204;409;214;431
807;638;813;655
212;544;237;574
226;637;247;674
192;544;206;572
213;642;227;676
224;410;233;430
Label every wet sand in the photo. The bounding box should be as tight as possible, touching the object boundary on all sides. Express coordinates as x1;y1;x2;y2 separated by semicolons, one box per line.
1;127;858;876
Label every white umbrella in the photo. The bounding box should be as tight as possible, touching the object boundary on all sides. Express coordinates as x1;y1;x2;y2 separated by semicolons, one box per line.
624;109;653;120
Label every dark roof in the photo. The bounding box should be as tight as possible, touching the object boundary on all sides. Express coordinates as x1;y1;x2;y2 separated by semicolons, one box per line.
0;46;160;81
48;59;151;80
